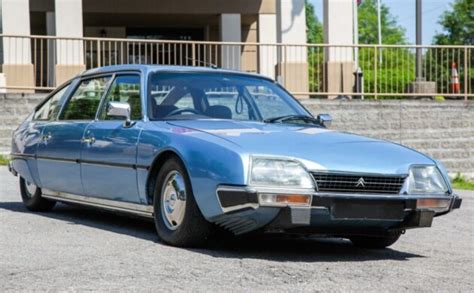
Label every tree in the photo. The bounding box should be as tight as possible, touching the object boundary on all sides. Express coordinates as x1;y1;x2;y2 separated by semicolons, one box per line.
306;0;323;44
358;0;407;45
304;0;407;45
430;0;473;96
305;0;412;97
357;0;412;97
306;1;324;93
433;0;474;45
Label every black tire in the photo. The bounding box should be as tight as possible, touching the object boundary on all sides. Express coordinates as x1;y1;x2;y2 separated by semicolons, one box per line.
19;177;56;212
153;157;214;247
349;234;401;249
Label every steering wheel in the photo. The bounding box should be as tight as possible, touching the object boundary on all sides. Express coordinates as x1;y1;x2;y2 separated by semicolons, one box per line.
166;107;202;117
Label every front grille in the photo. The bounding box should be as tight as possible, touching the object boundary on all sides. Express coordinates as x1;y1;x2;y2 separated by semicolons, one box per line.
311;173;406;194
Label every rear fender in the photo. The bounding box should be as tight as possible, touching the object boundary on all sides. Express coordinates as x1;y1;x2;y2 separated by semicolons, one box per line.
11;158;37;186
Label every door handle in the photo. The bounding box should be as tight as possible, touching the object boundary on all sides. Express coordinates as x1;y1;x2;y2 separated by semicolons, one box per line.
81;136;96;145
42;133;52;143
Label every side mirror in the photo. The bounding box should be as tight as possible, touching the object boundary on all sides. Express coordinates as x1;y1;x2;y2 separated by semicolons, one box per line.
317;114;332;128
107;101;132;127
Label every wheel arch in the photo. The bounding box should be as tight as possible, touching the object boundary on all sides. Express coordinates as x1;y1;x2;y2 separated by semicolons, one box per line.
145;148;186;205
141;135;248;220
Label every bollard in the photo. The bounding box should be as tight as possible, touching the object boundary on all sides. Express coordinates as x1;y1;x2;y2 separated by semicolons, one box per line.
353;67;364;99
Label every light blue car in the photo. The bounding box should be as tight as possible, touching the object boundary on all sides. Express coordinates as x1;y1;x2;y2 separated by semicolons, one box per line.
9;65;462;248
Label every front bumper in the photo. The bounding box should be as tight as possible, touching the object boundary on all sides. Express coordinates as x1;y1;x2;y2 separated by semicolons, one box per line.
214;187;462;235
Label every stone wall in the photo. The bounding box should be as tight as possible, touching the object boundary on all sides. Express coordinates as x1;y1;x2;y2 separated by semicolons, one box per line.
302;100;473;178
1;94;473;178
0;94;45;154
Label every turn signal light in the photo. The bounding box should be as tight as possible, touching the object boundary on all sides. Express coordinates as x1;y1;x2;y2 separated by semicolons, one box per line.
259;193;311;207
416;198;450;211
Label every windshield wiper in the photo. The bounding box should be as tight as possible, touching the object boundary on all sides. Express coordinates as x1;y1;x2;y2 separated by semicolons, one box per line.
263;115;319;124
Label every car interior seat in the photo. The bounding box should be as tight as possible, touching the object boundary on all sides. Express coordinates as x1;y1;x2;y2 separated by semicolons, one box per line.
204;105;232;119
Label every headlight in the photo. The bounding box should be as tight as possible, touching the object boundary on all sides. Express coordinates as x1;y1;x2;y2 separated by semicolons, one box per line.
407;166;449;194
250;158;314;189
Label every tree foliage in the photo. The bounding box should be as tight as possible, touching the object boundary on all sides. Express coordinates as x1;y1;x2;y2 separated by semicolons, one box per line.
358;0;407;45
306;1;324;92
430;0;473;96
305;0;323;44
357;0;411;97
305;0;420;98
433;0;474;45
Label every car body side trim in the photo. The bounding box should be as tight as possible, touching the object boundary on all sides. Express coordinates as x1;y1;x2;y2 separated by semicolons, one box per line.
12;153;149;170
36;156;78;164
80;159;149;170
11;153;36;159
42;189;153;218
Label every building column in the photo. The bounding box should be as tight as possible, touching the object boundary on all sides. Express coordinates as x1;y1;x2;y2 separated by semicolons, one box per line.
220;14;241;70
258;14;277;79
1;0;35;92
55;0;85;85
323;0;355;98
276;0;308;97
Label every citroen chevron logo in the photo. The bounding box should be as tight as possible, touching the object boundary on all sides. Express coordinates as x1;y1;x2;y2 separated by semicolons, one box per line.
355;177;366;188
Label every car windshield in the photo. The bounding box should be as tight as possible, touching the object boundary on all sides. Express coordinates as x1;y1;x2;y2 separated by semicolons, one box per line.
148;72;313;123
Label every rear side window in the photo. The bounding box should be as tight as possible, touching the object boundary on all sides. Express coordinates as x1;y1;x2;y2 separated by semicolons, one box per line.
98;75;142;120
34;85;70;121
61;77;110;120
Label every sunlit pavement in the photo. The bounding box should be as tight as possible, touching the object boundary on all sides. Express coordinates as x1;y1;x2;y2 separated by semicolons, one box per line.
1;167;473;291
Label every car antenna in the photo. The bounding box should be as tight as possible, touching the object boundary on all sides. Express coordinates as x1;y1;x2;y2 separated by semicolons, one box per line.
185;58;219;69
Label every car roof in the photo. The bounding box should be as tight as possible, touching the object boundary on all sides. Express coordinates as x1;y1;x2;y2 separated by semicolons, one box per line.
80;64;273;81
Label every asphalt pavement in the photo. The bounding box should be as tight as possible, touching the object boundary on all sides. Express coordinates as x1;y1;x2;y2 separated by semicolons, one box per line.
1;167;473;292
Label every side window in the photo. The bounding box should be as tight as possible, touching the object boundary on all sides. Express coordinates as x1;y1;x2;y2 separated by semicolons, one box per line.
33;85;70;121
99;75;142;120
61;77;110;120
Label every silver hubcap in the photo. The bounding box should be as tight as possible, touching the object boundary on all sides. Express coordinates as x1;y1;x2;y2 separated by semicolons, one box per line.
161;171;187;230
25;180;37;197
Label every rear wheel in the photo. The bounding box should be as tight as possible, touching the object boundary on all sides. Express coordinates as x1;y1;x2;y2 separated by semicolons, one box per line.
19;177;56;212
153;157;214;247
349;234;401;249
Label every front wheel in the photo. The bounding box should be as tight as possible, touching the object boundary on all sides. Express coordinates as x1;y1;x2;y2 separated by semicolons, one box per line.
19;177;56;212
153;157;214;247
349;234;401;249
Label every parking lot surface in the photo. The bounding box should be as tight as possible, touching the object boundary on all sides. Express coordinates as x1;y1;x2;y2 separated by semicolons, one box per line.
1;167;473;291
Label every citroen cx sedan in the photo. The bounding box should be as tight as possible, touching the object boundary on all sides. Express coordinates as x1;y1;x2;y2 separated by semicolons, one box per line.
10;65;461;248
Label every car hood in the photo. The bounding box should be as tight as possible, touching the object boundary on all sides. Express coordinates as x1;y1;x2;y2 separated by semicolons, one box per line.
167;120;435;175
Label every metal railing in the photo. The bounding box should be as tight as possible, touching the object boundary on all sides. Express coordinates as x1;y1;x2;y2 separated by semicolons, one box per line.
0;34;472;100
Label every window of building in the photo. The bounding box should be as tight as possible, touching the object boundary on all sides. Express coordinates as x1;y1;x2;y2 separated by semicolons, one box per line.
60;77;110;120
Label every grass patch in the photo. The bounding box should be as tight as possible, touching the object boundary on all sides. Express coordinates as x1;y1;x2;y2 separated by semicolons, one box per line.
452;173;474;191
0;155;10;166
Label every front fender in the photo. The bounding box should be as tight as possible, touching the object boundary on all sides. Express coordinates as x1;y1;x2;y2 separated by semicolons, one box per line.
137;122;248;219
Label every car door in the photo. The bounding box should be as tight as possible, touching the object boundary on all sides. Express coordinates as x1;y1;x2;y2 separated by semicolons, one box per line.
11;83;73;186
80;74;142;203
36;76;111;195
